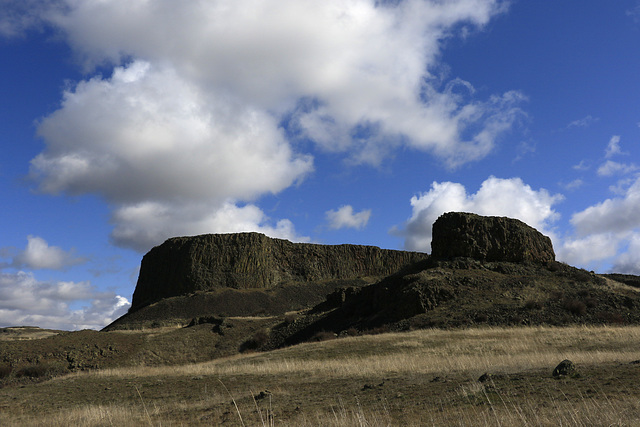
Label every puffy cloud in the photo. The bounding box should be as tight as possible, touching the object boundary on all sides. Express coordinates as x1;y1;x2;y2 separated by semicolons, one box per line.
23;0;522;251
605;135;623;158
597;160;638;177
559;175;640;272
9;235;87;270
326;205;371;230
110;200;308;252
571;176;640;236
0;271;130;330
394;176;563;252
32;61;313;204
611;232;640;274
557;233;622;267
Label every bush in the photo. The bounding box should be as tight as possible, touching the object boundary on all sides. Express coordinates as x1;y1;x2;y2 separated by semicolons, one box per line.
0;364;12;379
524;300;543;310
240;329;270;352
15;364;61;379
563;299;587;316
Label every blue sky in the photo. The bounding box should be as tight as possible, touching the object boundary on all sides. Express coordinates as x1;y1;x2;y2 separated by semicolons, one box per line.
1;0;640;330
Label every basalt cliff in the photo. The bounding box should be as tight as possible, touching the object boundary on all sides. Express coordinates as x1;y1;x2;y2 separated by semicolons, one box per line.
129;232;428;313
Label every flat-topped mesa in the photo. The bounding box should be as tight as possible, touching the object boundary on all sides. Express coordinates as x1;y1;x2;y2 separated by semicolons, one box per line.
130;232;428;312
431;212;555;263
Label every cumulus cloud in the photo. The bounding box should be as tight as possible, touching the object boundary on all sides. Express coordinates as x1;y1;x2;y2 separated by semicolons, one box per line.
9;235;87;270
557;175;640;273
393;176;563;252
570;176;640;237
111;200;308;252
0;271;130;330
326;205;372;230
18;0;522;251
611;233;640;274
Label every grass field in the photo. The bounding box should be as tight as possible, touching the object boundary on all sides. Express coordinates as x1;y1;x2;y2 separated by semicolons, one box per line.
2;325;640;426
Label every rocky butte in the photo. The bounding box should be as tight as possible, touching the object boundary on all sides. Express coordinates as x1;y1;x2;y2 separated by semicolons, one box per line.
431;212;555;263
130;232;427;312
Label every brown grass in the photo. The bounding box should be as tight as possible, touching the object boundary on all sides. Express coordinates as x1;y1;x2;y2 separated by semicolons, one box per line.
2;325;640;426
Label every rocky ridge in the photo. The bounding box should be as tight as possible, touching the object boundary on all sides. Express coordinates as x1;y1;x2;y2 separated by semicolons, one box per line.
131;232;427;312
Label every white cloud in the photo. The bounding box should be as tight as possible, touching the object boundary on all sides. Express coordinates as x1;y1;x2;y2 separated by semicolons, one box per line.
571;175;640;236
326;205;372;230
562;179;584;191
20;0;522;251
10;235;87;270
567;115;598;128
605;135;624;158
393;176;563;252
557;233;622;267
597;160;638;177
611;232;640;274
572;160;590;171
0;271;130;330
110;200;308;252
559;175;640;273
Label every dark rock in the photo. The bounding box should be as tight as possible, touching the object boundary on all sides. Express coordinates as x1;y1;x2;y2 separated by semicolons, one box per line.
431;212;555;263
478;373;491;383
131;233;427;311
553;359;576;377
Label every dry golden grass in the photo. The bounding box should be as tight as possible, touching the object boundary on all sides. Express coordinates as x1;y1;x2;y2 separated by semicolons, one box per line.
93;324;640;379
3;325;640;426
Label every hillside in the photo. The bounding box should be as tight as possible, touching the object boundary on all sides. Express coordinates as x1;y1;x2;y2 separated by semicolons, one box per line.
2;212;640;386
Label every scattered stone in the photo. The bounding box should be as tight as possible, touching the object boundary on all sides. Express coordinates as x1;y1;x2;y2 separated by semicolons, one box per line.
254;390;271;400
478;373;492;383
553;359;576;377
431;212;555;263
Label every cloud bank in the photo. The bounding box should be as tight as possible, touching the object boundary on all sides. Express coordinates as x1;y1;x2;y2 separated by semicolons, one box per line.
0;271;129;330
13;0;522;251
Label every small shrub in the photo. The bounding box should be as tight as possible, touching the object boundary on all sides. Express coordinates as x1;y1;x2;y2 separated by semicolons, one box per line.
584;297;598;309
598;312;626;324
240;329;270;352
563;299;587;316
0;364;12;379
15;364;59;379
524;300;543;310
344;327;359;336
475;313;488;323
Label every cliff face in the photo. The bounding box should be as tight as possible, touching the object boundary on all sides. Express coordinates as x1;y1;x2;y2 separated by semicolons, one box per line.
431;212;555;263
131;232;427;312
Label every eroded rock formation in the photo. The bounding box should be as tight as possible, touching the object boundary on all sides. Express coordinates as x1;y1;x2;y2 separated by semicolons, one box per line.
131;232;427;312
430;212;555;263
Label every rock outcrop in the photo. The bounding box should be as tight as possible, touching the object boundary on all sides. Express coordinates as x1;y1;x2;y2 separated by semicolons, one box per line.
431;212;555;263
131;233;427;312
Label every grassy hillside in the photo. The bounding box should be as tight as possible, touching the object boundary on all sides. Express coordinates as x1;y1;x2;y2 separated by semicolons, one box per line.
1;325;640;425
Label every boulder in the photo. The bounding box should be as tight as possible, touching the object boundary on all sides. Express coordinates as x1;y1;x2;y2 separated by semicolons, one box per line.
431;212;555;263
131;232;427;312
553;359;576;377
